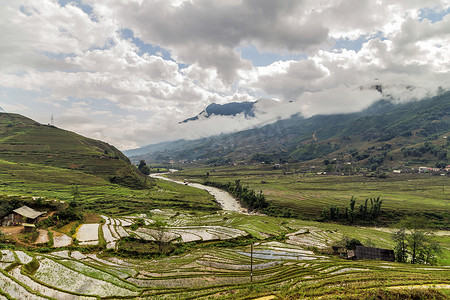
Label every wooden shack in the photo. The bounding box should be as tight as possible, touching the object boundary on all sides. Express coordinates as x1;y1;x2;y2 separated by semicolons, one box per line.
1;206;46;226
347;246;395;261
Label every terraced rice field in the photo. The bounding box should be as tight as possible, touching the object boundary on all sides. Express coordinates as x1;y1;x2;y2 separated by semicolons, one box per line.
75;224;100;246
1;242;449;299
1;211;449;298
1;175;449;298
52;231;72;248
99;214;249;249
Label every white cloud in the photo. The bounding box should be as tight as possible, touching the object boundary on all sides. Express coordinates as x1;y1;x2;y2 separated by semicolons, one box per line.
0;0;449;150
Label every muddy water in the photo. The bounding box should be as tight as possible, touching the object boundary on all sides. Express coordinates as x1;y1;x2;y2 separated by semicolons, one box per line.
150;172;247;213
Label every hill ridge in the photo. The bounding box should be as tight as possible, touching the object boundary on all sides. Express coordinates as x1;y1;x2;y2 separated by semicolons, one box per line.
0;112;149;189
128;92;450;171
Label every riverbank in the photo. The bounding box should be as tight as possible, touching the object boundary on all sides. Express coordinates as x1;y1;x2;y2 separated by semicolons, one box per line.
150;171;247;213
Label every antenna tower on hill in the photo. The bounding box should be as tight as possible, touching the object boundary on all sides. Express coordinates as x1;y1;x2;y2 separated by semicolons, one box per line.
51;113;55;126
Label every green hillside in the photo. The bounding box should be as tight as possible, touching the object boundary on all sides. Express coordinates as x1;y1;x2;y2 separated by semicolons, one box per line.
0;113;149;189
129;92;450;171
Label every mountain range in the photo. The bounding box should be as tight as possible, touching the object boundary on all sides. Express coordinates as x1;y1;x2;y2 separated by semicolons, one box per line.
126;92;450;171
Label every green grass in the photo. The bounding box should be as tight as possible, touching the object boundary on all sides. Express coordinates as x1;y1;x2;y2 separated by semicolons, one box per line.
112;242;449;299
21;258;40;275
0;159;219;216
170;165;450;227
0;113;148;189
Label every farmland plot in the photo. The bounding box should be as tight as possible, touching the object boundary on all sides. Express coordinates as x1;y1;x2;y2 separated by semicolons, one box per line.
15;251;33;264
0;271;47;300
129;225;246;243
70;252;87;262
287;228;336;248
100;215;111;225
170;229;202;242
53;231;72;248
34;229;49;244
0;240;448;300
117;218;133;227
132;230;155;241
131;227;178;242
75;224;99;246
179;228;218;241
33;258;138;297
0;250;15;263
109;225;120;239
115;226;129;238
101;224;117;249
57;259;138;291
51;250;70;258
9;267;96;300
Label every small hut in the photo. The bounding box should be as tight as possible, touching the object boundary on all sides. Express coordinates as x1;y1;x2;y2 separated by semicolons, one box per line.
347;246;395;261
1;206;46;226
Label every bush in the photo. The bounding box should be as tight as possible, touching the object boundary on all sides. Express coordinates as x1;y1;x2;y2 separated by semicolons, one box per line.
22;258;40;275
378;172;388;179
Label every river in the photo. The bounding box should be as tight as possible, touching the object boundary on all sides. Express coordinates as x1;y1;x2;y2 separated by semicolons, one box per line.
150;171;247;213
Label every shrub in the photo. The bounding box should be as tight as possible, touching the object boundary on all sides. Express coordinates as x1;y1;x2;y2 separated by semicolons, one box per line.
22;258;40;275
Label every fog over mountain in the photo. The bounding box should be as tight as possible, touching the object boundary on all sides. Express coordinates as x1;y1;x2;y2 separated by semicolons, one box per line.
126;92;450;168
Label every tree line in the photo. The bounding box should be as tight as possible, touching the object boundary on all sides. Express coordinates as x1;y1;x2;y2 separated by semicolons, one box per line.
203;179;269;211
321;196;383;223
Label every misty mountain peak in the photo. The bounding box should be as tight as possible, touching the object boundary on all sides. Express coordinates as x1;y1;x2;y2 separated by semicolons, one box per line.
180;101;256;123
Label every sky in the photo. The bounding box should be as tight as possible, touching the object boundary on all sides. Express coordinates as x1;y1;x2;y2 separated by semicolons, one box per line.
1;0;450;150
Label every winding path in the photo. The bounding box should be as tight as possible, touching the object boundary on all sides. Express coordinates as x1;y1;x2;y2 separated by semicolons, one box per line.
150;171;247;213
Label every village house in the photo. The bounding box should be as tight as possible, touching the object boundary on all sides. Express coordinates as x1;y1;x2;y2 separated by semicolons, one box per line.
1;205;46;227
347;246;395;261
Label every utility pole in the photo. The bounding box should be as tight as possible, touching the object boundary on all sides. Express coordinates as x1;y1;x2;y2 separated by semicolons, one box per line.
250;242;253;282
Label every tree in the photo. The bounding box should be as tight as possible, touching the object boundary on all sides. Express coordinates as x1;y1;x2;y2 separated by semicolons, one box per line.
392;220;443;265
347;196;356;223
334;236;362;250
419;238;443;265
392;227;408;263
407;229;426;264
70;185;81;208
152;220;168;253
138;160;150;175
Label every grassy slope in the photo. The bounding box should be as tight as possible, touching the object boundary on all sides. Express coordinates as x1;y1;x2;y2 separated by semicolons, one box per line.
0;113;147;189
168;165;450;228
0;159;218;215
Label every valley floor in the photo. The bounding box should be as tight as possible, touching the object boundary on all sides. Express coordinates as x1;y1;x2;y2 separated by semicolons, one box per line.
1;172;449;299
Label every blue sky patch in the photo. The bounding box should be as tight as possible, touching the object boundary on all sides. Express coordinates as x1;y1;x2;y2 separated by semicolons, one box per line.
419;6;450;23
19;5;33;16
238;44;307;67
120;28;172;60
333;35;369;52
40;51;76;60
58;0;97;22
